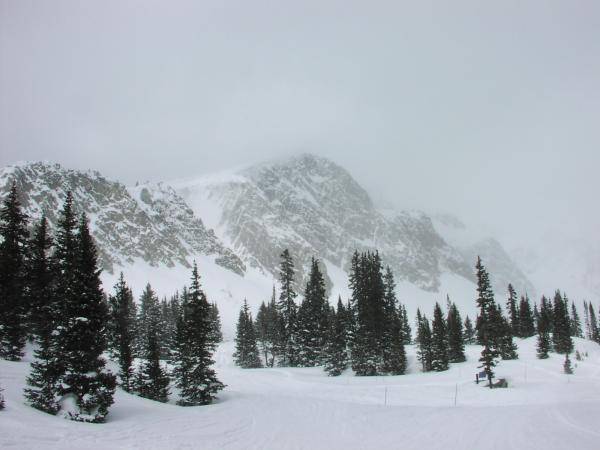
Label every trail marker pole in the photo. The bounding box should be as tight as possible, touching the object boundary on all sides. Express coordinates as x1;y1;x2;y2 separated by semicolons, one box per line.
454;383;458;407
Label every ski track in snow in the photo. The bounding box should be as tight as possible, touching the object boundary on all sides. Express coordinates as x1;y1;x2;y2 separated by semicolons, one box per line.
1;338;600;450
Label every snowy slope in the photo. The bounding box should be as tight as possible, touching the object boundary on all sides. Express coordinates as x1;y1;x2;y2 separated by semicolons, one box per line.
0;158;537;339
2;338;600;450
0;162;245;275
171;153;532;297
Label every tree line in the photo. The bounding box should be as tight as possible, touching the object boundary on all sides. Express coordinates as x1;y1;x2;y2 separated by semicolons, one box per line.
234;251;594;386
234;250;413;375
2;182;599;415
0;184;223;421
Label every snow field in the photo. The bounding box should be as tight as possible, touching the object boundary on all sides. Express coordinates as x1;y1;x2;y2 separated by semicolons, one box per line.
2;337;600;449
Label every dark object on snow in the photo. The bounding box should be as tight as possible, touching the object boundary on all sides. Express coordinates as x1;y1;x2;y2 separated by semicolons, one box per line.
493;378;508;388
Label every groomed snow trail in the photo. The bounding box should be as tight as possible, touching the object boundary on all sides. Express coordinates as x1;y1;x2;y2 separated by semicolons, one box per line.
1;338;599;450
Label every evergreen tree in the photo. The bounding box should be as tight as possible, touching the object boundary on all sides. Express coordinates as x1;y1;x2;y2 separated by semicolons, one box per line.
518;295;536;338
63;214;116;421
399;304;412;344
447;302;466;362
563;353;573;374
173;263;224;406
381;267;406;375
583;300;591;340
493;304;518;360
552;291;573;354
587;303;599;343
163;292;181;360
416;310;433;372
233;300;262;368
570;301;583;338
464;316;476;344
430;302;449;371
208;303;223;345
538;296;554;352
0;182;29;360
324;298;348;376
25;199;77;416
256;289;281;367
255;301;275;367
536;299;552;360
134;287;170;402
108;274;136;391
136;283;159;357
506;284;519;336
349;251;386;376
158;298;172;359
49;210;116;422
277;249;299;367
475;257;500;387
297;258;329;367
27;216;54;340
23;215;60;414
538;296;554;334
533;303;540;331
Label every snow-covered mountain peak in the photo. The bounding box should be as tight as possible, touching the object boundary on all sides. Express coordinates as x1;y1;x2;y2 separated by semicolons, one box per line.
0;161;245;276
173;154;532;295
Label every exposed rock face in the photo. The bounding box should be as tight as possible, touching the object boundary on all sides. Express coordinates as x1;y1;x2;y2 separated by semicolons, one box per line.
0;162;245;276
0;156;533;297
175;154;507;292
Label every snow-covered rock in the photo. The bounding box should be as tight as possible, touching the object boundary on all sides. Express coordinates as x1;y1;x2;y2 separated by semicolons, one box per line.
173;153;531;295
0;162;245;276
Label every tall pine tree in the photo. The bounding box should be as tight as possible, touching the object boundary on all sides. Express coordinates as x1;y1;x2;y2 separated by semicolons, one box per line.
297;258;329;367
518;295;536;338
0;183;29;360
233;300;262;368
506;284;519;336
537;296;553;359
430;302;449;371
27;216;54;340
134;284;170;402
55;213;116;422
588;303;599;343
416;310;433;372
324;298;348;376
31;204;116;422
475;257;499;387
108;273;136;391
570;301;583;338
173;263;224;405
447;302;466;362
277;249;299;367
399;304;412;344
381;267;406;375
552;291;573;355
463;316;476;344
349;252;386;376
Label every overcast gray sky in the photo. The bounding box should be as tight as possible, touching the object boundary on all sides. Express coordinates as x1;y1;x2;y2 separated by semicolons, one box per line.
1;0;599;246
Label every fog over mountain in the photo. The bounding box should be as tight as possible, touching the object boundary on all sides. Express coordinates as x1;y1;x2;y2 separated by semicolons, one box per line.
1;0;598;300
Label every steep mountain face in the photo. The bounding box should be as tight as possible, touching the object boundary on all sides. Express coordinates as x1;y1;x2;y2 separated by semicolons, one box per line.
0;162;245;276
0;157;534;300
174;154;496;293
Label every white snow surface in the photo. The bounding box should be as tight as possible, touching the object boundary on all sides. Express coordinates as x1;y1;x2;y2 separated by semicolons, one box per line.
2;338;600;450
101;258;481;340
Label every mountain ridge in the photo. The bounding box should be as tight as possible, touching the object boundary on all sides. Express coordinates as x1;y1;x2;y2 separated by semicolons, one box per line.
0;161;245;276
172;153;534;296
0;155;535;299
